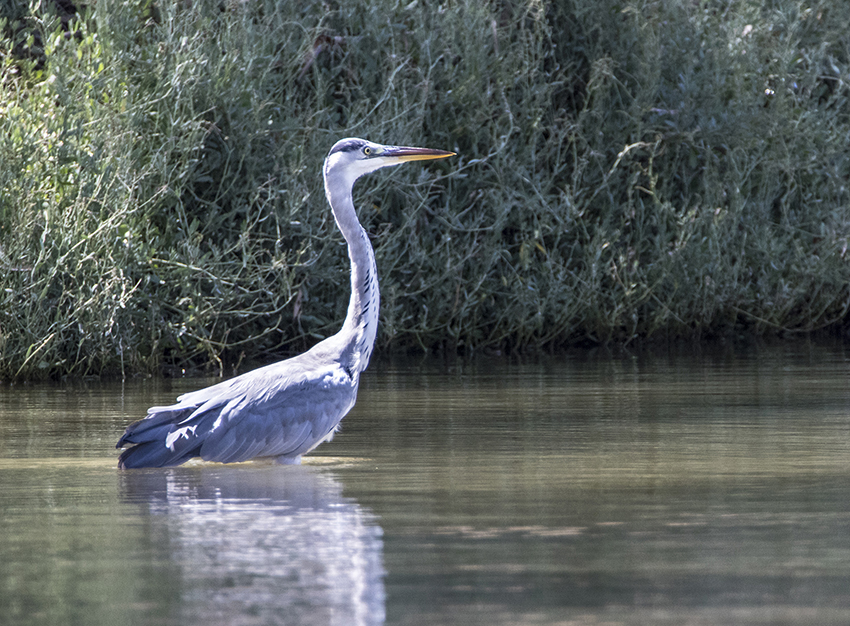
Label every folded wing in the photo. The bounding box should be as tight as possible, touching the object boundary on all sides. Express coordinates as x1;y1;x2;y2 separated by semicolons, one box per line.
117;357;358;468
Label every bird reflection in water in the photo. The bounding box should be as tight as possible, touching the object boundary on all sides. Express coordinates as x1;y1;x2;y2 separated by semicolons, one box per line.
119;463;385;626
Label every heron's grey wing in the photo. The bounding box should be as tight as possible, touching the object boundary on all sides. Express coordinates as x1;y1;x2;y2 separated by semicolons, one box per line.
196;362;358;464
115;371;256;468
116;405;192;450
118;354;357;468
116;397;229;468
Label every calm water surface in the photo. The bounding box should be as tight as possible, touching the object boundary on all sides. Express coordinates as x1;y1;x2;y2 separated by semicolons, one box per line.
1;343;849;625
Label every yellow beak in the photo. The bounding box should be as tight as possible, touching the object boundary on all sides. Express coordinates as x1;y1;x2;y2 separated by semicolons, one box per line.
383;146;456;162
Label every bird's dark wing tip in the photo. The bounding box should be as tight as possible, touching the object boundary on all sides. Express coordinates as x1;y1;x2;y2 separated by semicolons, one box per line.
117;441;202;469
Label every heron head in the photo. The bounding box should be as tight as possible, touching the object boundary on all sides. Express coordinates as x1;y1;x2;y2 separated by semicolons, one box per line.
324;138;454;188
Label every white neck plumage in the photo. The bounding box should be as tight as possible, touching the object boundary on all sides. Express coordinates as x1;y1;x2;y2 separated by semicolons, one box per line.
323;173;380;374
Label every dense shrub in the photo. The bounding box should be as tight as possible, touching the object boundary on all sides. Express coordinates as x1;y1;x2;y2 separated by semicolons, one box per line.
1;0;849;379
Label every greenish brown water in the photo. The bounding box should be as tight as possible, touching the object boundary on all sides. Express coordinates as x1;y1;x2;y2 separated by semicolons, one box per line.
1;343;849;625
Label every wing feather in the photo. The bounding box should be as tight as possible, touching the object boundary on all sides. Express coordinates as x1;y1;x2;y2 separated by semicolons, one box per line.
117;352;359;468
199;376;356;463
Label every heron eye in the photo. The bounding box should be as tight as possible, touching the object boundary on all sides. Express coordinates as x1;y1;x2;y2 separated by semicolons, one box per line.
363;146;372;156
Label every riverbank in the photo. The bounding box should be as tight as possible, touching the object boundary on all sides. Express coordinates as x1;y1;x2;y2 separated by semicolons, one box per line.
2;1;849;379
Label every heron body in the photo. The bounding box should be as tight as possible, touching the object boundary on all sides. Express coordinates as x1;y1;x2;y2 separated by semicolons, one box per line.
116;138;454;468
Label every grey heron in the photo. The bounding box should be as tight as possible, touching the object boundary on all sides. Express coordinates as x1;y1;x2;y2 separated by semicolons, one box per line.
116;138;454;468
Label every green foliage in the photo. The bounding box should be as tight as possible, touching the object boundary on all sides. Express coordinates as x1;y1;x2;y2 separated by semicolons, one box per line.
1;0;849;379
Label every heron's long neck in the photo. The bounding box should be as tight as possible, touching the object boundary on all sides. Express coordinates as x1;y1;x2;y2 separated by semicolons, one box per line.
326;186;380;373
